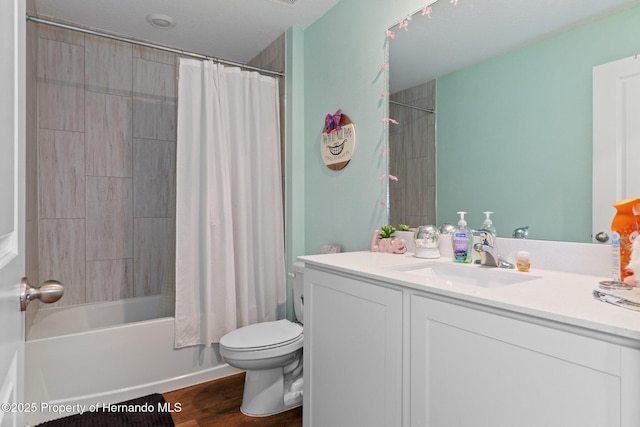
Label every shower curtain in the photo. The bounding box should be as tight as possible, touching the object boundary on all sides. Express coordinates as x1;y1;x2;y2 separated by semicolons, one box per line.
174;58;285;348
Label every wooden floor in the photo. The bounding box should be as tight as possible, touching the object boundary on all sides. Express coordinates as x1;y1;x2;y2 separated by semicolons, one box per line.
163;373;303;427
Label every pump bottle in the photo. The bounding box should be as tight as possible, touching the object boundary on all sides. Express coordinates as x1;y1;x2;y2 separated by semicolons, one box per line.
482;211;497;235
452;211;472;263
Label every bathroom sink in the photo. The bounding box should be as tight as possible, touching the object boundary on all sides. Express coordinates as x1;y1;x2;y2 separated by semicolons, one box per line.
389;262;541;288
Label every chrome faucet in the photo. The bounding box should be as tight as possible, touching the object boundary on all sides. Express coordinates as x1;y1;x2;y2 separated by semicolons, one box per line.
512;226;529;239
473;230;514;268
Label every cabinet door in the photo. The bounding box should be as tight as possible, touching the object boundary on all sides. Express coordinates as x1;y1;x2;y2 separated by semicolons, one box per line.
410;295;622;427
304;268;403;427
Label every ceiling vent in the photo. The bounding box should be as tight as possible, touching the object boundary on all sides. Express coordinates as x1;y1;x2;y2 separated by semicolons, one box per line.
146;13;176;29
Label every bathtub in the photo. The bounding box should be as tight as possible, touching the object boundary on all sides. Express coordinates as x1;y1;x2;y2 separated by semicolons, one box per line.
25;295;239;426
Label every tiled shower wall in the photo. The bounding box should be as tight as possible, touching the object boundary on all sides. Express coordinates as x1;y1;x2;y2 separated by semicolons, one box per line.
389;80;436;229
34;24;177;307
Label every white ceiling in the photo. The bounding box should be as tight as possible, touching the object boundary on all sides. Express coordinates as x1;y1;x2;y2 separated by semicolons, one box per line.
33;0;341;65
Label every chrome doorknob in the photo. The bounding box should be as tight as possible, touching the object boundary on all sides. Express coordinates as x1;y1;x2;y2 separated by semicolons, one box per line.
20;278;64;311
595;232;610;243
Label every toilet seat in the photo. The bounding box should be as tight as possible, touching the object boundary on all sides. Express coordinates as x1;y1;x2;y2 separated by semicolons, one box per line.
220;319;303;352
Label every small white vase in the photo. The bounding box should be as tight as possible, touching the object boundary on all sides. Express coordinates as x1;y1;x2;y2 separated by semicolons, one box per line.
394;231;416;254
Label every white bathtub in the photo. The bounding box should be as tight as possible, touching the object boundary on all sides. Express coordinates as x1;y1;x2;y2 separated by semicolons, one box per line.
25;296;239;426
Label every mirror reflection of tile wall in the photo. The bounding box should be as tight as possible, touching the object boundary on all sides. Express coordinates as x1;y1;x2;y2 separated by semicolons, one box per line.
34;24;177;306
389;80;436;229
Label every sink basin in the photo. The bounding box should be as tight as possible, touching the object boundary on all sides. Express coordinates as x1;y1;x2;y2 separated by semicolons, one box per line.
389;262;541;288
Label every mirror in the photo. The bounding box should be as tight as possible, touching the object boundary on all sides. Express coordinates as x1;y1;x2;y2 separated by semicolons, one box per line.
387;0;640;242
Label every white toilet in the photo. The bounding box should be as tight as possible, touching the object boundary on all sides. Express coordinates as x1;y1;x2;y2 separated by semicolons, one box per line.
219;262;305;417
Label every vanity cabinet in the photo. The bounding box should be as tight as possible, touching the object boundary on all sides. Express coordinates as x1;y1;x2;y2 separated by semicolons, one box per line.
303;264;640;427
411;295;640;427
303;267;403;427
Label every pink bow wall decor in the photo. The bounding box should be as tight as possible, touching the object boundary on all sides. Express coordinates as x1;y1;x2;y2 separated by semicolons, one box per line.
324;109;342;133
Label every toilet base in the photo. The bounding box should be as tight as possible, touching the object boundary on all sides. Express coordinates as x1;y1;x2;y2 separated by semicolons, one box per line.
240;363;303;417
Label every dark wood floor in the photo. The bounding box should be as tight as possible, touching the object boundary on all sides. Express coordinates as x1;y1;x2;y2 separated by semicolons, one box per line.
163;373;302;427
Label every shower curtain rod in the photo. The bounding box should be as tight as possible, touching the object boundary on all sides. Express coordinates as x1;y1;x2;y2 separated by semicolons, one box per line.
26;15;285;78
389;100;435;114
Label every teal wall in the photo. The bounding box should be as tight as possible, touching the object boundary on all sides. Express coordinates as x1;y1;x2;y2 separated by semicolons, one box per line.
294;1;640;262
298;0;425;255
285;26;305;319
436;6;640;242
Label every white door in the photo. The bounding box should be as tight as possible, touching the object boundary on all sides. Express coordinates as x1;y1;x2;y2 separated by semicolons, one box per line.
0;1;25;426
593;55;640;243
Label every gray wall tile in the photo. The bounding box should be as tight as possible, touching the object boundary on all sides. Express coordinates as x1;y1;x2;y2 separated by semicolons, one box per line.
390;81;436;228
39;129;85;219
39;219;86;307
38;24;84;46
85;34;133;96
133;138;175;218
32;24;186;307
85;91;133;177
248;33;285;73
86;177;133;261
86;259;134;302
133;58;176;141
38;38;85;132
133;45;176;65
134;218;174;297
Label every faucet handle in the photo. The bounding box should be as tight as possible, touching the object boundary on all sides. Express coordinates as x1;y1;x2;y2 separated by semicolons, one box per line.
512;226;529;239
478;229;495;247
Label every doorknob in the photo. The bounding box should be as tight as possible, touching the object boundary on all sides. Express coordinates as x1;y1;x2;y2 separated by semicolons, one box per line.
20;278;64;311
595;232;610;243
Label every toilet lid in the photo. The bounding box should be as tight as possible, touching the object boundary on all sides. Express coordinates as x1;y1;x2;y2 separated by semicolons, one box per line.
220;319;303;351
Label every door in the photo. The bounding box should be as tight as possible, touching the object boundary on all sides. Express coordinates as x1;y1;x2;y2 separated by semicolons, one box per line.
0;0;25;426
593;55;640;243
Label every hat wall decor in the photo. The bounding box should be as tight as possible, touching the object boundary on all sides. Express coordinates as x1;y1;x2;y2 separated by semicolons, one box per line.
321;109;356;171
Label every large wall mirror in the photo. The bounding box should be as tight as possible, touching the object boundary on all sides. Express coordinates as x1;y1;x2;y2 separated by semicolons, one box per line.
387;0;640;243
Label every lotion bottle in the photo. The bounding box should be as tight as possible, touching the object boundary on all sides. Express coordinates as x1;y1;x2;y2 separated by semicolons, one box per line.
482;211;497;235
452;211;472;263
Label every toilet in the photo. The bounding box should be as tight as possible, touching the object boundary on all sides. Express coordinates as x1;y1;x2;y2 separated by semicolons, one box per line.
219;262;305;417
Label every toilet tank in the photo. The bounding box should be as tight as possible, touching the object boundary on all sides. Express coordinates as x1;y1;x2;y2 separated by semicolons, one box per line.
292;262;305;323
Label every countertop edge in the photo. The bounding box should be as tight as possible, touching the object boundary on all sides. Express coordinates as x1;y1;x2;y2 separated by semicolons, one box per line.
299;252;640;347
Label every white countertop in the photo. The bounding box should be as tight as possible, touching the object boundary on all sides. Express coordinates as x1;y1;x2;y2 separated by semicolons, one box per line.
299;251;640;345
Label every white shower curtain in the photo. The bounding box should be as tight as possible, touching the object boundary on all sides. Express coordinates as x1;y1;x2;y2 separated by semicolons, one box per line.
174;58;285;348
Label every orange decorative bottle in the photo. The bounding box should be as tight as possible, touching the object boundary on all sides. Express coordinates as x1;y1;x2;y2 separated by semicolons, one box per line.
611;198;640;282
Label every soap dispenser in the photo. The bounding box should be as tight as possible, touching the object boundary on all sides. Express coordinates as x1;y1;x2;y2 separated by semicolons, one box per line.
452;211;472;263
482;211;497;235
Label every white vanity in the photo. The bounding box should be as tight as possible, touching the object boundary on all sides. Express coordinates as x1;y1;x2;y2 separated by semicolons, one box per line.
299;248;640;427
